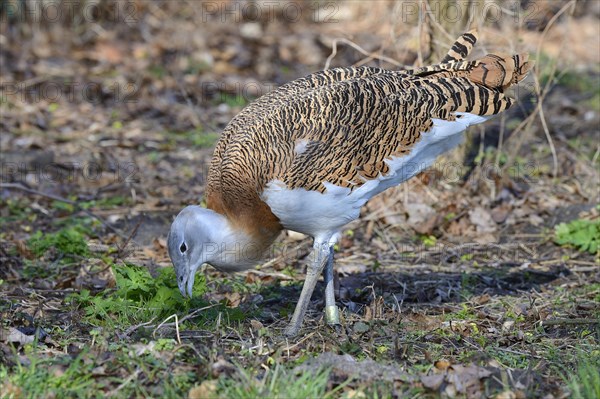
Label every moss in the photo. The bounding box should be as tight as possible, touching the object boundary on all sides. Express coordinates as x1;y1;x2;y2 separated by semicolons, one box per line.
27;227;89;260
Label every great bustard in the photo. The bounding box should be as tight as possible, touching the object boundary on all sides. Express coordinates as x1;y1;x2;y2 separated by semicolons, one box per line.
167;31;532;336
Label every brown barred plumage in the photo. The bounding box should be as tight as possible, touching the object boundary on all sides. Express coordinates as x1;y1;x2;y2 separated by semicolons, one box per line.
440;30;478;63
205;30;532;242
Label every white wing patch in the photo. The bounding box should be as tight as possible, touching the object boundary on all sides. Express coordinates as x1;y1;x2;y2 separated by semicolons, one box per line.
262;112;490;244
294;138;310;155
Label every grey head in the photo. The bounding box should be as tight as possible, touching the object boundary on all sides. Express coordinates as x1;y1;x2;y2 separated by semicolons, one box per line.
167;205;229;298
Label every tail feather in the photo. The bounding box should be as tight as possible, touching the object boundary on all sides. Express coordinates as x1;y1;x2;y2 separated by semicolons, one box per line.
406;31;533;117
469;53;534;90
440;29;478;63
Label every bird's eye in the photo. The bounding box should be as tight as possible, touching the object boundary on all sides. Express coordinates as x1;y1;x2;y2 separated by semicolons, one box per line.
180;242;187;253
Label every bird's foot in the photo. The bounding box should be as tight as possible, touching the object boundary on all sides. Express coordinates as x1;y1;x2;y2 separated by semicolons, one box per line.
283;322;301;337
328;323;343;335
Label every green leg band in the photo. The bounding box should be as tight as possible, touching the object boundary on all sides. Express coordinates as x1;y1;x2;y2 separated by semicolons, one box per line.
325;305;340;325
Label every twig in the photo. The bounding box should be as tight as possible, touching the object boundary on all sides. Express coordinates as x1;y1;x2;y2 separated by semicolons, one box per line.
416;0;425;66
178;304;220;324
241;269;295;281
421;0;456;43
495;347;542;359
541;318;600;326
570;266;599;273
495;114;506;169
149;304;219;336
0;182;130;241
118;218;142;256
282;331;317;352
121;318;156;338
375;222;401;256
153;313;181;344
107;369;141;398
592;146;599;165
533;73;559;178
532;0;576;177
324;38;407;70
504;1;576;173
534;1;577;82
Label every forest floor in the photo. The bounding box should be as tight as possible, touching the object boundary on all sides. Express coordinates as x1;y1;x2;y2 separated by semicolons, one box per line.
1;1;599;398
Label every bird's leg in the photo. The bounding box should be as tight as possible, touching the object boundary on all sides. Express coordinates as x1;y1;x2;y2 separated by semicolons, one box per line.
284;242;330;337
323;246;340;325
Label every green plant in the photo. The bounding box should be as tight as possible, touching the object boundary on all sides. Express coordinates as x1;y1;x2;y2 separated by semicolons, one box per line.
71;263;209;327
420;234;437;248
554;218;600;254
27;227;89;260
0;198;32;222
80;196;131;209
0;351;96;398
217;93;249;108
188;130;220;148
216;364;338;399
446;303;476;321
566;353;600;399
0;344;197;398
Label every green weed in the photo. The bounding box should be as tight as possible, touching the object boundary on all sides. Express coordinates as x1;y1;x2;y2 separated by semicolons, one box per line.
216;364;336;399
420;234;437;248
70;261;247;331
565;352;600;399
0;198;33;224
50;200;75;212
27;227;89;260
79;196;131;209
0;350;96;399
188;130;220;148
554;218;600;255
0;345;197;398
217;93;249;108
446;303;476;321
70;263;208;327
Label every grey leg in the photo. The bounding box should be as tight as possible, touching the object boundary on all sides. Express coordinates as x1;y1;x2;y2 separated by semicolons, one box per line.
284;242;330;337
323;246;340;325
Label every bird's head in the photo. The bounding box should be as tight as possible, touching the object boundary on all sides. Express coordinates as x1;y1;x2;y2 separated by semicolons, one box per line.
167;205;226;298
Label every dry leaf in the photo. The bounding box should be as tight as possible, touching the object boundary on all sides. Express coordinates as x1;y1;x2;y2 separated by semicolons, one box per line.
1;327;36;345
502;320;515;333
225;292;242;307
15;240;34;259
94;41;124;64
250;319;264;330
434;359;451;371
495;391;517;399
405;203;437;234
469;207;497;233
474;294;491;305
188;380;218;399
421;373;445;390
211;358;236;378
491;204;511;224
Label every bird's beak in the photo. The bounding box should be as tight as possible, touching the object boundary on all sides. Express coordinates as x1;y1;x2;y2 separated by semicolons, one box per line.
177;270;189;298
180;263;201;299
186;271;195;298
